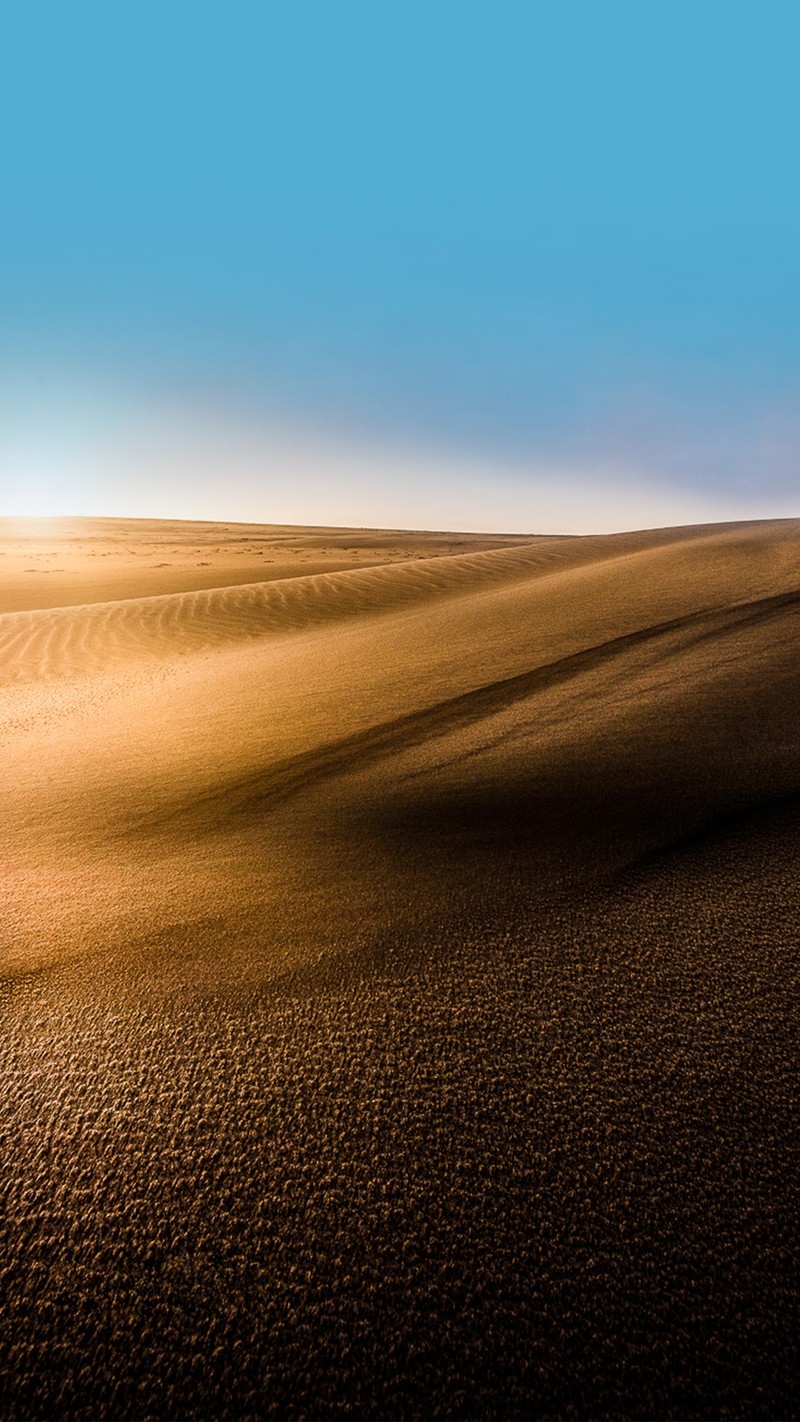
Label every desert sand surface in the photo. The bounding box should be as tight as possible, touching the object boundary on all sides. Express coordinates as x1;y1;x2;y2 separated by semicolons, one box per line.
0;516;530;613
1;515;798;1418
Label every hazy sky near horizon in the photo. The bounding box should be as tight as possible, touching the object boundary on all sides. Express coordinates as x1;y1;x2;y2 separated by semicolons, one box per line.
1;1;798;532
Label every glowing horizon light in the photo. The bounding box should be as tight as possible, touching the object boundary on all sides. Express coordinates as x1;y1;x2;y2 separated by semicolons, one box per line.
0;378;776;536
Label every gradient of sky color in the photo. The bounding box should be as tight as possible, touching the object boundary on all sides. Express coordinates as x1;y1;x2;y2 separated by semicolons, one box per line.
1;1;798;531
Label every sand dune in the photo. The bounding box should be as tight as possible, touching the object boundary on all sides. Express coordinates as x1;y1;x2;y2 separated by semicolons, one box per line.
3;513;800;990
0;519;759;687
1;515;798;1419
0;516;533;613
0;540;595;685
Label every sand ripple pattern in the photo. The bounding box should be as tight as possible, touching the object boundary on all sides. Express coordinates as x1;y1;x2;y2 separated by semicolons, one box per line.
0;542;602;687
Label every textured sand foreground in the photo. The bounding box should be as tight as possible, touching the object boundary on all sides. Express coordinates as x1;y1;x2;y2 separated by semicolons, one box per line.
1;516;799;1418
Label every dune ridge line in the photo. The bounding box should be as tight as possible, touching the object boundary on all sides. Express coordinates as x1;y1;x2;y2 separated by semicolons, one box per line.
0;521;787;688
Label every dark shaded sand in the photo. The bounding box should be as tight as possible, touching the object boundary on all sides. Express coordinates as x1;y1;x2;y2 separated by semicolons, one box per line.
1;516;798;1418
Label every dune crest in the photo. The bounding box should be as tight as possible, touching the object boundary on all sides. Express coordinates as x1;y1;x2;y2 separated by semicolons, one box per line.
1;518;794;689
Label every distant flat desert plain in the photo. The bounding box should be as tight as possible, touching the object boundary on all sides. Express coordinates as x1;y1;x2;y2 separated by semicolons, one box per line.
1;515;798;1419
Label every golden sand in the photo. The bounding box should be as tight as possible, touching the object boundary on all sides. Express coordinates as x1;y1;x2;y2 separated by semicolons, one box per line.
2;516;799;1418
3;515;799;980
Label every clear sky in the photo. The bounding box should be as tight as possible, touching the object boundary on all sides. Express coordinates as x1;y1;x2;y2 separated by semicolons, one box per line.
1;1;798;531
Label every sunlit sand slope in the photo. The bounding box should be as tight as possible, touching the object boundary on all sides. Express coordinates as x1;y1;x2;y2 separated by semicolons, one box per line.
0;539;615;685
0;518;751;686
1;517;799;1419
0;516;532;612
2;515;800;974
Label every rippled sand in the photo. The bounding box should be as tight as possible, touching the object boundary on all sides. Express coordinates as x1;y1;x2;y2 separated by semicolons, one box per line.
1;516;798;1418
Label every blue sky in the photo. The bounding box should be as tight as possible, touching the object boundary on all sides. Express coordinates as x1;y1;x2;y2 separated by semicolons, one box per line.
1;1;798;530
